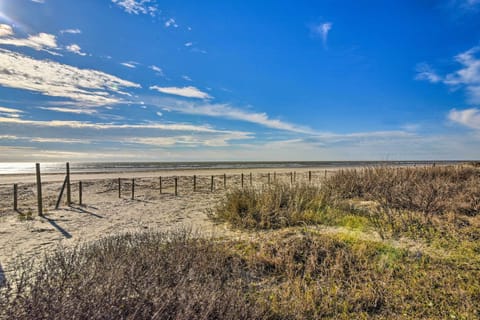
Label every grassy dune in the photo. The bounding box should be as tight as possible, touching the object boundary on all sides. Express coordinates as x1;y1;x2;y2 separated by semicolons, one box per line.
1;165;479;319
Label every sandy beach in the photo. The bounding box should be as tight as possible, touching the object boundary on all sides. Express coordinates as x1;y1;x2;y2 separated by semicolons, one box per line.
0;167;335;278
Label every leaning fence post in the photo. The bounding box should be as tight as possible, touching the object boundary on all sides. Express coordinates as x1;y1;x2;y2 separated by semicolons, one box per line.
118;178;121;198
131;178;135;200
211;175;214;192
66;162;71;206
13;184;18;212
79;181;83;206
36;163;43;216
174;177;178;196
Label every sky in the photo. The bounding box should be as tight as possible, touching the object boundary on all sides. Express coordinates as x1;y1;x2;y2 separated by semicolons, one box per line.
0;0;480;162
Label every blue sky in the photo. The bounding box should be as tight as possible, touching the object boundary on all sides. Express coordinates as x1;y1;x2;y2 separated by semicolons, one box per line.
0;0;480;161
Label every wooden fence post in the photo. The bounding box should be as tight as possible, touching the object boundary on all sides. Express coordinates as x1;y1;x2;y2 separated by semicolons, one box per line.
294;171;296;183
324;170;327;178
241;173;244;188
159;176;162;194
250;172;252;186
223;174;226;189
290;172;293;184
79;181;83;206
193;175;197;192
13;184;18;212
66;162;71;206
36;163;43;216
268;173;270;184
274;172;276;182
174;177;178;196
309;171;312;183
131;178;134;200
118;178;121;198
211;175;214;192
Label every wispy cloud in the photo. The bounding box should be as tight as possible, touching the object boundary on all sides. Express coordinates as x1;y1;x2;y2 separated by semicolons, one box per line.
151;99;314;134
0;106;23;118
310;22;332;47
150;86;212;99
60;29;81;34
182;75;192;81
121;61;138;68
31;0;45;3
111;0;157;16
0;24;13;37
39;107;98;115
165;18;178;28
448;108;480;130
0;31;59;52
66;44;87;56
0;49;140;106
417;46;480;104
184;42;193;47
149;65;163;75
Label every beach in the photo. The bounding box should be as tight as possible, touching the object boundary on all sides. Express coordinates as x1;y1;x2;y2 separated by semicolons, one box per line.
0;167;334;277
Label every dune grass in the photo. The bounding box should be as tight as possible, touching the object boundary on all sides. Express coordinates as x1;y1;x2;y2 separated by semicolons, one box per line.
1;229;478;319
1;165;479;319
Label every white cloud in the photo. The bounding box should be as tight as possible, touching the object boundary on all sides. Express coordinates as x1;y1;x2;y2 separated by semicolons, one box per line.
0;24;13;37
0;106;23;118
184;42;193;47
60;29;81;34
31;0;45;3
150;85;212;99
415;63;442;83
149;65;163;75
150;99;314;134
156;111;163;117
0;116;237;133
165;18;178;28
448;108;480;130
182;75;192;81
0;49;140;106
121;62;137;68
66;44;87;56
111;0;157;16
417;46;480;104
0;32;58;51
39;107;98;115
310;22;332;46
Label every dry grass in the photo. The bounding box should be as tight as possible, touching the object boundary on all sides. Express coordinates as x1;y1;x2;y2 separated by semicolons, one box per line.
1;229;479;319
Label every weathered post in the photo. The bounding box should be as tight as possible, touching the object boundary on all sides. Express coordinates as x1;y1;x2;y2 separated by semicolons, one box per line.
309;171;312;183
250;172;252;186
118;178;121;198
241;173;244;188
159;176;162;194
13;184;18;212
294;171;296;183
223;173;226;189
324;170;327;178
193;175;197;192
268;172;271;184
211;175;214;192
66;162;71;206
290;172;293;184
36;163;43;216
174;177;178;196
274;172;276;182
131;178;135;200
79;181;83;206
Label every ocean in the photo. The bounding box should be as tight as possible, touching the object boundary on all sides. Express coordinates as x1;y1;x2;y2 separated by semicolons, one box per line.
0;161;460;175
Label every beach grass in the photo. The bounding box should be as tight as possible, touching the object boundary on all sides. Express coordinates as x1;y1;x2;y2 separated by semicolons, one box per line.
1;165;479;319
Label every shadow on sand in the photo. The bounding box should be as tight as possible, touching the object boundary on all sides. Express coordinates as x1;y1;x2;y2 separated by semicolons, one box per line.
41;216;72;239
0;262;6;288
67;205;103;219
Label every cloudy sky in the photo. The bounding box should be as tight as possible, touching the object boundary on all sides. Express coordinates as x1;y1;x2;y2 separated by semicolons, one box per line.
0;0;480;162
